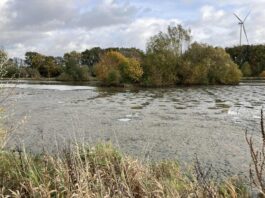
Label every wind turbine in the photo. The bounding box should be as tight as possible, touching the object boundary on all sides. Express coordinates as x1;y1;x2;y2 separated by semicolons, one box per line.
234;12;250;46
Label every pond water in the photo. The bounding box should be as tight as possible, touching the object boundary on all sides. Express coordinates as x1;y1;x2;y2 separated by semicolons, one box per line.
2;80;265;179
2;83;95;91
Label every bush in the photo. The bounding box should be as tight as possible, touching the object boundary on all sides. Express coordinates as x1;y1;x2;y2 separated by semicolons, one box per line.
25;68;41;79
241;62;252;77
106;69;121;85
259;71;265;78
58;57;89;81
94;51;143;85
3;63;19;78
143;52;179;86
17;67;28;78
122;58;143;82
180;43;242;85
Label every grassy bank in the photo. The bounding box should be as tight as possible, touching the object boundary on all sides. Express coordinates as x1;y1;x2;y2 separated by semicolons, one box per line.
0;143;249;197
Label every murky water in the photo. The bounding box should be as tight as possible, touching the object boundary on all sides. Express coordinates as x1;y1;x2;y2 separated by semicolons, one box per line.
97;85;265;131
2;81;265;178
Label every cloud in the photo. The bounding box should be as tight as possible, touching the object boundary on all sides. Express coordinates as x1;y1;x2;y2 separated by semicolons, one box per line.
188;1;265;47
75;0;137;29
1;0;265;58
7;17;181;58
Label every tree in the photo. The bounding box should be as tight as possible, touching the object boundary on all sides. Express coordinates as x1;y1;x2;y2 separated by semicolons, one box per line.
64;51;82;65
226;45;265;76
39;56;62;78
181;43;242;85
241;62;252;77
143;25;191;86
58;53;89;81
94;51;143;85
123;58;143;82
25;52;45;69
25;52;63;78
146;25;191;55
0;50;8;67
81;47;102;67
3;60;19;78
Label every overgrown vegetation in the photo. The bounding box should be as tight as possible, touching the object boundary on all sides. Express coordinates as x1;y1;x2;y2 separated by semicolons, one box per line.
226;45;265;77
94;51;143;85
142;25;190;86
0;143;250;197
180;43;242;85
141;26;242;86
58;51;89;81
2;24;246;86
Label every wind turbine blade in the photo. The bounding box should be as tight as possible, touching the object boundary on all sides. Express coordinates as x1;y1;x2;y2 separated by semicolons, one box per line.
243;24;249;44
244;11;251;22
234;13;243;22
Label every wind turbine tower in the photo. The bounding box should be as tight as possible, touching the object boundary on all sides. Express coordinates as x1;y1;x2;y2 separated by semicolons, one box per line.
234;12;250;46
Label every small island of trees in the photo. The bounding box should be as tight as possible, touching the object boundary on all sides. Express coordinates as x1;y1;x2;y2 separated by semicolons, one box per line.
4;24;265;87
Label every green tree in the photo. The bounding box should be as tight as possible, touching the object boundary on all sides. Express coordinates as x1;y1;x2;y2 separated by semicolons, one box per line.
25;52;45;69
3;60;19;78
38;56;62;78
143;25;191;86
226;45;265;76
241;62;252;77
81;47;102;67
58;54;89;81
181;43;242;85
64;51;82;65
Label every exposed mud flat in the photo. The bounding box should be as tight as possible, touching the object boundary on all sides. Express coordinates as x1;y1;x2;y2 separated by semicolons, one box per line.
2;83;265;179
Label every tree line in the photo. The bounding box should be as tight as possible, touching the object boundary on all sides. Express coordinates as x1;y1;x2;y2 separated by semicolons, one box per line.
226;45;265;77
1;24;250;86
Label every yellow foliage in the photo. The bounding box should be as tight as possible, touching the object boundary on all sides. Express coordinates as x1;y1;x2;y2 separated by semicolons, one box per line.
125;58;143;82
94;51;143;85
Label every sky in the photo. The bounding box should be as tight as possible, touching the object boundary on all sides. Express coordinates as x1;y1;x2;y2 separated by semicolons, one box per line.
0;0;264;58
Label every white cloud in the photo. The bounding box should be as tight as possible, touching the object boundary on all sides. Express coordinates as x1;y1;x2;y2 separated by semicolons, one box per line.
1;0;265;58
7;18;182;58
188;2;265;47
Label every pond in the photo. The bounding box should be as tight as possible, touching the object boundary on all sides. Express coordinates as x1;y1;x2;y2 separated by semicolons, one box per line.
2;80;265;179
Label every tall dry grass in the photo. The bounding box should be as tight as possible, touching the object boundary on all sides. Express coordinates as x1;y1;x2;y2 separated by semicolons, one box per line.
0;143;249;198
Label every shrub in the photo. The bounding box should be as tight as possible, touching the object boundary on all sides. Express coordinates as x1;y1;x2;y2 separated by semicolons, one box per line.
0;50;7;66
122;58;143;82
94;51;143;85
58;57;89;81
3;62;19;78
241;62;252;77
106;69;121;85
259;71;265;78
26;68;41;79
17;67;28;78
143;52;179;86
180;43;242;85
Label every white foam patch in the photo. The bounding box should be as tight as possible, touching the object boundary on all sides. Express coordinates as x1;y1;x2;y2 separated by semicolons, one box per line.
228;109;238;115
118;118;131;122
1;83;95;91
